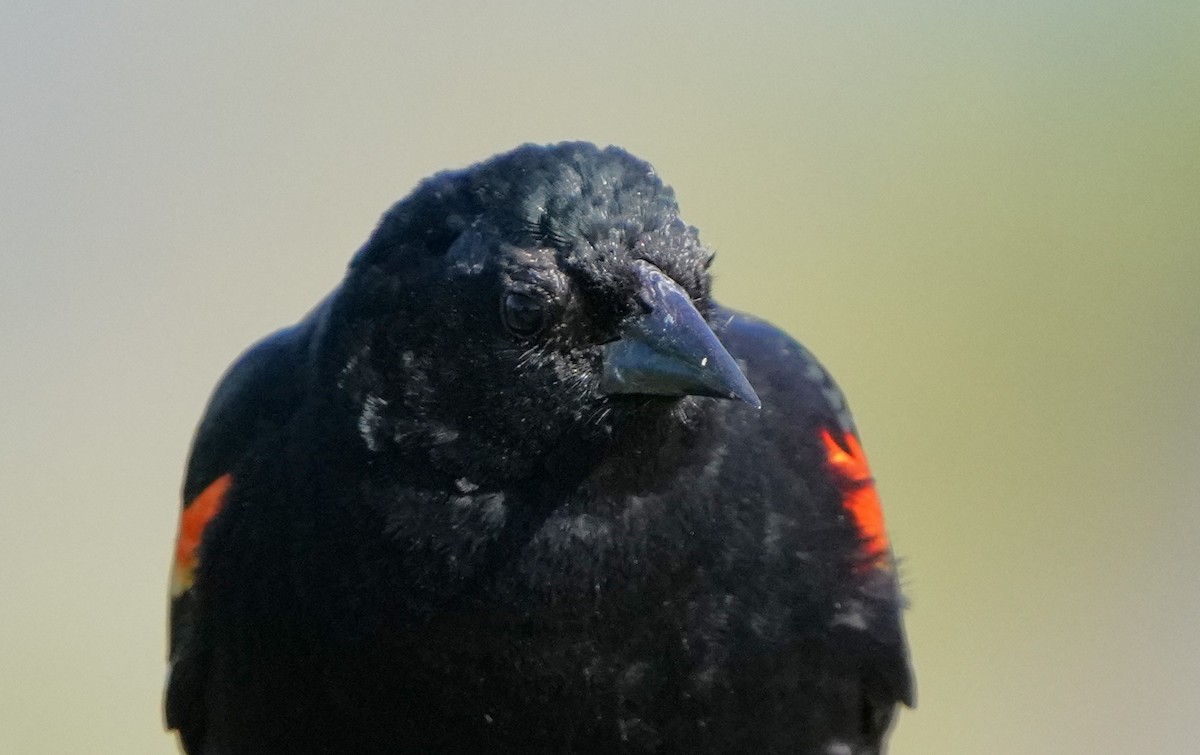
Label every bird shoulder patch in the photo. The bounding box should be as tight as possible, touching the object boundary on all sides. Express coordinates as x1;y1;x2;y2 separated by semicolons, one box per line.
170;473;232;597
818;428;891;566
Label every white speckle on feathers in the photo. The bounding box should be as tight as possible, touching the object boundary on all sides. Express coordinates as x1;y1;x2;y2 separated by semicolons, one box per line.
357;394;388;452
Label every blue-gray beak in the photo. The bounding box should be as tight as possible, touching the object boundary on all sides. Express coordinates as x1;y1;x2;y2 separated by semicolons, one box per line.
600;261;760;408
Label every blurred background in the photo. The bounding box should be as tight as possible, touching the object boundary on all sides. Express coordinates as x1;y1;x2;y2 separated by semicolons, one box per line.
2;1;1197;752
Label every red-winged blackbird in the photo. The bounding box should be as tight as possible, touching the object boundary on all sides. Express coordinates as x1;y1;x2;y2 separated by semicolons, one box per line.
166;142;913;754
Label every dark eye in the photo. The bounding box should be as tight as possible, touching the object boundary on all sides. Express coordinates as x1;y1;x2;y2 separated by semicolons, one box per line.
501;291;549;337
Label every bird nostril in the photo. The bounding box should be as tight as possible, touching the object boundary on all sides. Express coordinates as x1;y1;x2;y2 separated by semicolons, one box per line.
635;292;654;314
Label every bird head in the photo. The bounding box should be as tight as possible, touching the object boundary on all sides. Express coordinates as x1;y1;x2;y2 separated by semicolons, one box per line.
324;142;757;483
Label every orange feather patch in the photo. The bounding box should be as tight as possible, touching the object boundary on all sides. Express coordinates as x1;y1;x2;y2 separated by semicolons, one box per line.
170;473;232;597
818;428;891;563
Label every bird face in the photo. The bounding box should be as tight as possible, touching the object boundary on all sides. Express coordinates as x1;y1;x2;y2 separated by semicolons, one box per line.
328;143;757;483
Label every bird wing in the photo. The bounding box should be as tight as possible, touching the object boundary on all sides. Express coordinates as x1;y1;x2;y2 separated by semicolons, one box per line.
165;322;308;751
714;307;915;715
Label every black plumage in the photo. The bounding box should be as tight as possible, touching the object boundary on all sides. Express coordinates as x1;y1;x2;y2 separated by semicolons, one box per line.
166;142;913;754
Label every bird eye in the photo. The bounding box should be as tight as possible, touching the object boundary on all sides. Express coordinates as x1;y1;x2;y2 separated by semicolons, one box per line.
501;291;549;338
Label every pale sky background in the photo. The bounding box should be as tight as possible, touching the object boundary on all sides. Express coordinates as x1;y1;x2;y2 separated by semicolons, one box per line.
2;2;1198;752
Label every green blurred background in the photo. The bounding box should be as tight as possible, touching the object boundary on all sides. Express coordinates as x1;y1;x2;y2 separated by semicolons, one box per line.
2;1;1197;752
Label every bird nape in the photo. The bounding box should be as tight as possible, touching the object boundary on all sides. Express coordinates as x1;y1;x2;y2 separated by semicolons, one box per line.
165;142;913;755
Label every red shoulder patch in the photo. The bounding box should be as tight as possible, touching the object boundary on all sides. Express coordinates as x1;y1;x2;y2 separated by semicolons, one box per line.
170;473;232;597
818;428;891;564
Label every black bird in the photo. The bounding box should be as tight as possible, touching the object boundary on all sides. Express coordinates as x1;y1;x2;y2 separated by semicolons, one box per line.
166;142;913;754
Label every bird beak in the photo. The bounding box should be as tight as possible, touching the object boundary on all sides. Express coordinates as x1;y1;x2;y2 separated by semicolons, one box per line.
600;261;761;408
